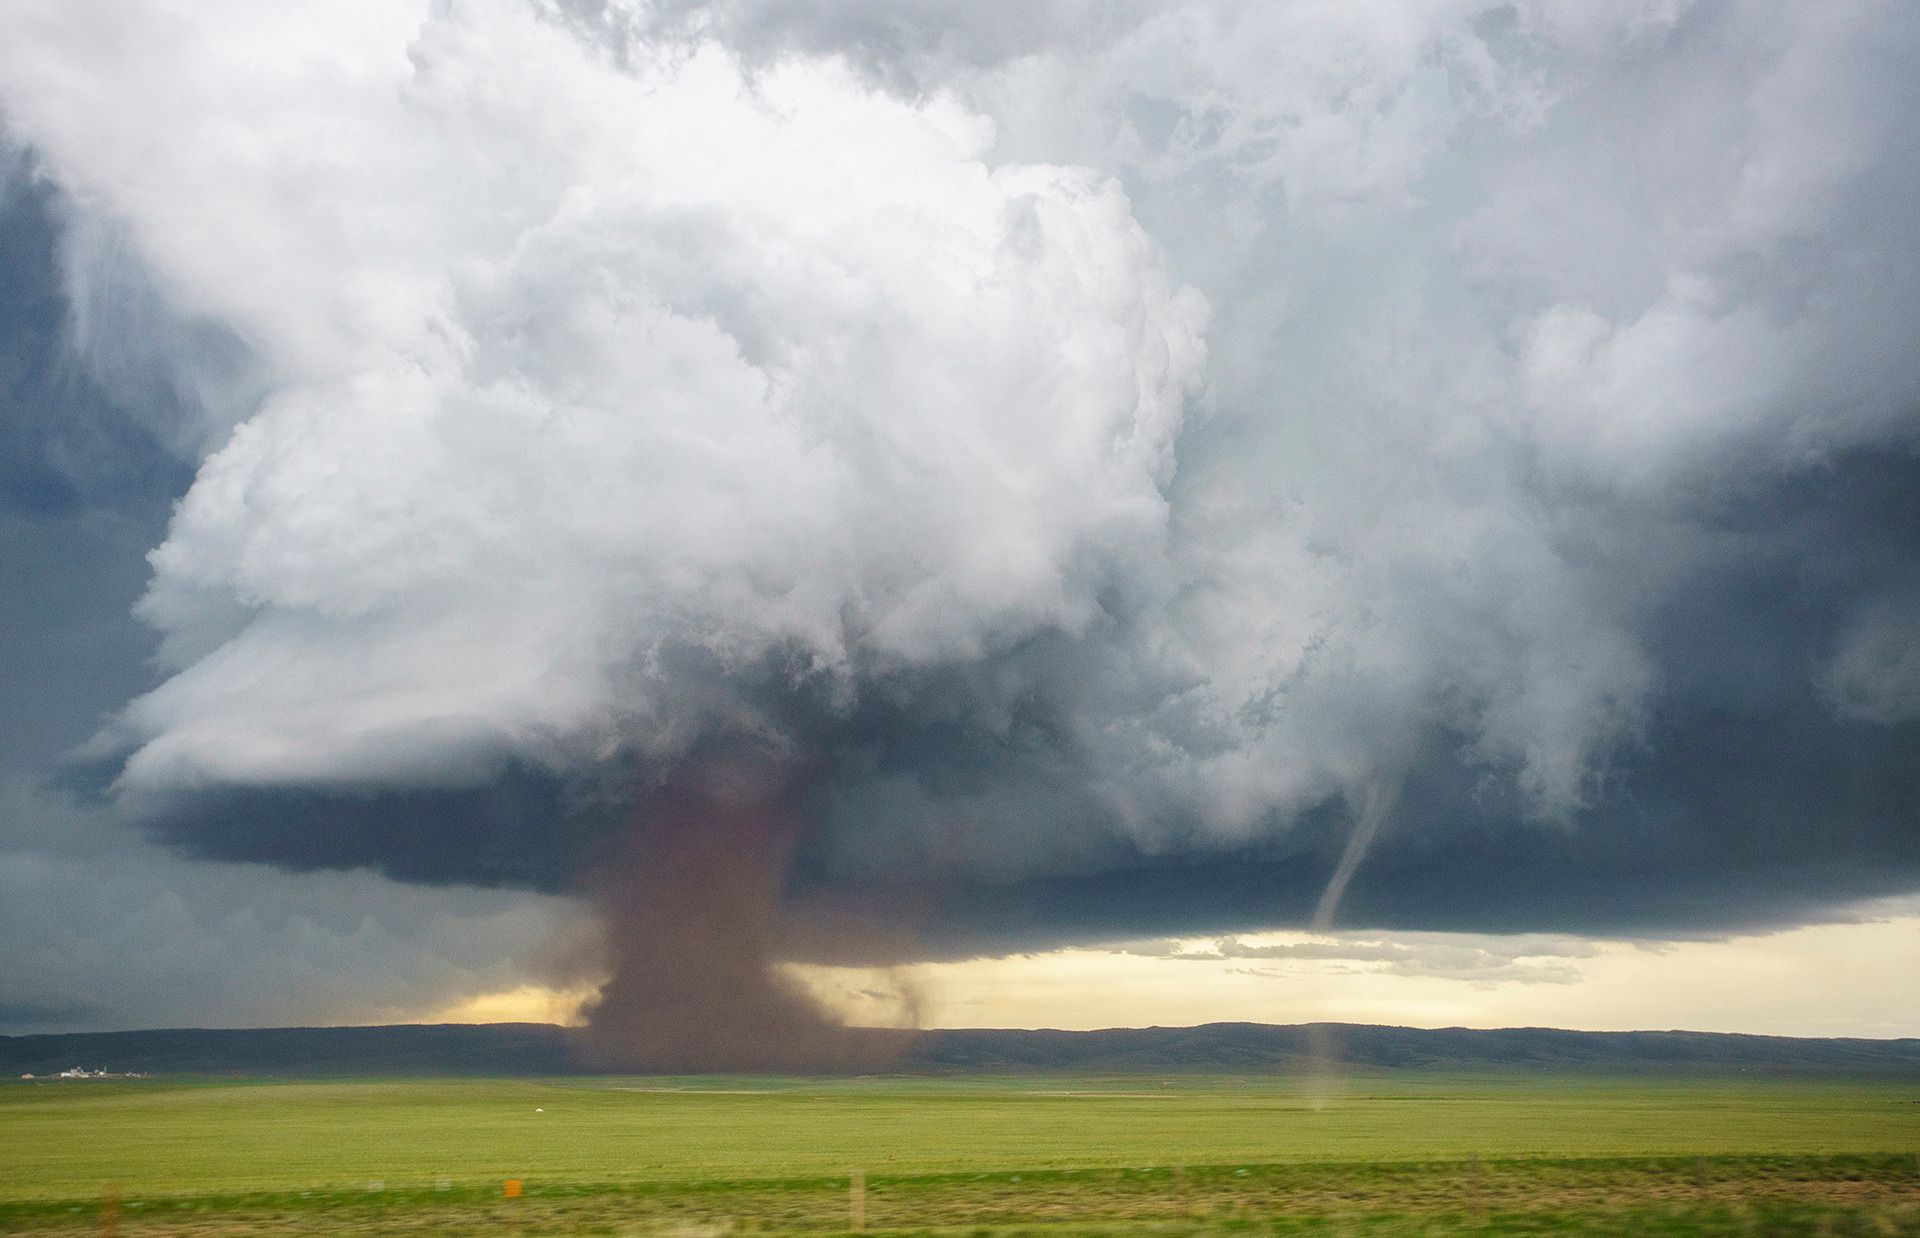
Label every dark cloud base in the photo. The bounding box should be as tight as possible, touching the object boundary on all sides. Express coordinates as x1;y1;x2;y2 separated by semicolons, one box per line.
135;765;609;892
905;713;1920;952
128;658;1920;951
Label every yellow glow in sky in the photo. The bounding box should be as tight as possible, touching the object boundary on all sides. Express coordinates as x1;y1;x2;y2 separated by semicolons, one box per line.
430;983;599;1027
430;901;1920;1038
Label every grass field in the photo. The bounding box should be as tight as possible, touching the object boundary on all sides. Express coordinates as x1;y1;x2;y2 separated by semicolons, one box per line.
2;1072;1917;1233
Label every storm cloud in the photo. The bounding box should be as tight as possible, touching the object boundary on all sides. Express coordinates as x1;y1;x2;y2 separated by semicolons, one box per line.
1;0;1917;1031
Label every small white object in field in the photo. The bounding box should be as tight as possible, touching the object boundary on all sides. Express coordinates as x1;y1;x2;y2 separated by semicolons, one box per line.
535;1107;543;1113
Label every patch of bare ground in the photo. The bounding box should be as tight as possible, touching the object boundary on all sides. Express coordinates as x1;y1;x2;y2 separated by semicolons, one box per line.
4;1157;1917;1235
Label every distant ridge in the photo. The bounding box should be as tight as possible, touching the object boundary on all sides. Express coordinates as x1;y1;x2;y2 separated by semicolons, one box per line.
5;1021;1919;1078
908;1023;1920;1076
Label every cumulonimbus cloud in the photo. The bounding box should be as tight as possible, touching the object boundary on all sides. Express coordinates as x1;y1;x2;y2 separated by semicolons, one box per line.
1;0;1917;953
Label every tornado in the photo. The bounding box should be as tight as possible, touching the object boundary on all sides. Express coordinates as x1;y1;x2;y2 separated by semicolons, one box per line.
581;758;915;1072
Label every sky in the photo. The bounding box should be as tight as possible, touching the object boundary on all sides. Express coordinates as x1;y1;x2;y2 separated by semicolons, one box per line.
1;0;1917;1043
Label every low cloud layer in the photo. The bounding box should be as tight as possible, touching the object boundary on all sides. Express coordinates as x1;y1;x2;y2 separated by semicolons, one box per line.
1133;932;1598;986
1;1;1917;1031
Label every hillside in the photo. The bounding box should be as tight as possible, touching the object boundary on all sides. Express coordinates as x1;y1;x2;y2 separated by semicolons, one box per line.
6;1021;1920;1078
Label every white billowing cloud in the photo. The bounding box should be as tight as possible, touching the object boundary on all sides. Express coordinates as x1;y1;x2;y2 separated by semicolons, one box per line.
2;0;1917;878
1512;3;1920;487
893;0;1920;828
0;0;1206;792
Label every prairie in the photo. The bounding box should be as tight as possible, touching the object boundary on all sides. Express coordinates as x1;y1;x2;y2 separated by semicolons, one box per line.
2;1072;1916;1233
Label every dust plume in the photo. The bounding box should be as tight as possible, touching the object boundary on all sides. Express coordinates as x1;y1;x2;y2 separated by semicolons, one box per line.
579;760;916;1073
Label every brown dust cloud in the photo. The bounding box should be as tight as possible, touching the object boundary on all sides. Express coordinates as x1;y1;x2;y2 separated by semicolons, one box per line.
578;759;919;1072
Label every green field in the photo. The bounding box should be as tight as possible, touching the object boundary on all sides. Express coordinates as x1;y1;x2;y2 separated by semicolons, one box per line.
3;1073;1917;1233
